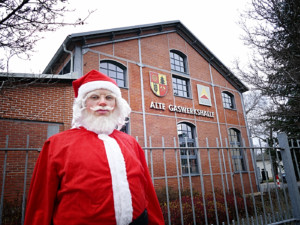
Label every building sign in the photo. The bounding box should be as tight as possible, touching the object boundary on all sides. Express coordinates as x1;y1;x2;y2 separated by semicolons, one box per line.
150;71;168;97
197;84;212;106
150;101;214;118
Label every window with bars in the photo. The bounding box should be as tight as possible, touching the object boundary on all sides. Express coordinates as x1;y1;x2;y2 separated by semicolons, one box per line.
222;91;235;109
228;128;246;171
172;76;190;98
170;50;186;73
100;61;126;88
177;123;198;175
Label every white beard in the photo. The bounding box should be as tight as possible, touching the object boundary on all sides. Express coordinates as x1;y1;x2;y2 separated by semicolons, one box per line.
72;94;131;134
80;109;119;135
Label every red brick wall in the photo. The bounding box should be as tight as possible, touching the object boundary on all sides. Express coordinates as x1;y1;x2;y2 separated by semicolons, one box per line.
79;32;252;193
0;83;73;126
0;30;255;206
0;82;72;203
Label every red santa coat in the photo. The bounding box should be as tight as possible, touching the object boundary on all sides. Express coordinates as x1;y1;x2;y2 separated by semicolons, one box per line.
24;127;164;225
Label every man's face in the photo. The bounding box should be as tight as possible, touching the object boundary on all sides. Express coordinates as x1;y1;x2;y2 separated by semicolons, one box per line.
85;89;116;117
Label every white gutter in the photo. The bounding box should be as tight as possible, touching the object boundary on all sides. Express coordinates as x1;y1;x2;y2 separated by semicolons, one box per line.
138;39;148;150
239;92;252;147
63;44;73;73
209;63;223;146
209;63;230;192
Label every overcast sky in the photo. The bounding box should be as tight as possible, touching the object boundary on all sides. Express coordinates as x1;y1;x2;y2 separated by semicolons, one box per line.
8;0;253;74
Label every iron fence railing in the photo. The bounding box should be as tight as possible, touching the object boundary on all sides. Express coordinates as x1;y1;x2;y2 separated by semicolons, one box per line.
142;137;299;224
0;133;299;225
0;135;40;225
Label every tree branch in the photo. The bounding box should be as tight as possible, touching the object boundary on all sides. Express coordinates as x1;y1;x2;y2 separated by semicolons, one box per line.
0;0;30;24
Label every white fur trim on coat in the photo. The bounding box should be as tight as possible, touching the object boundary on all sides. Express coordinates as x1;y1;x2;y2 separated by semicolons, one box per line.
78;80;121;100
98;134;133;225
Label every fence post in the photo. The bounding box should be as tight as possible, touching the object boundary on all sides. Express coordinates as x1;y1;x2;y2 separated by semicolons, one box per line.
277;132;300;223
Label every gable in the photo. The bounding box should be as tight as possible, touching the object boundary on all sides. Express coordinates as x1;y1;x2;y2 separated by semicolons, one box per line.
43;21;247;93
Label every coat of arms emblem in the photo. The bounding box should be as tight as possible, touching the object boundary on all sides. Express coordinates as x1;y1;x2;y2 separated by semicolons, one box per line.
150;71;168;97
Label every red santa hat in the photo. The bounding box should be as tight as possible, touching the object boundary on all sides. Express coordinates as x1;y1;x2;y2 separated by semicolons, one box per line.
72;70;122;100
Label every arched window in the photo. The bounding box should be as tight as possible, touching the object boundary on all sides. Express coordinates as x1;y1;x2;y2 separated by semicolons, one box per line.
177;122;198;174
100;60;126;88
222;91;235;109
228;128;246;171
170;50;187;73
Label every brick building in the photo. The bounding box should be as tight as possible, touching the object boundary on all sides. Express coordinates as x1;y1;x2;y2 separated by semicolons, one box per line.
0;21;255;204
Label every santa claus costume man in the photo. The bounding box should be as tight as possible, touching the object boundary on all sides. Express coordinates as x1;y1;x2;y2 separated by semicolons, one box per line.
24;70;165;225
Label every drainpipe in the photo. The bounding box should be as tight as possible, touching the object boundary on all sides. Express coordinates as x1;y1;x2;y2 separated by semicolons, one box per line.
239;92;252;147
239;92;260;191
138;39;148;150
63;44;73;73
209;63;223;145
209;63;230;192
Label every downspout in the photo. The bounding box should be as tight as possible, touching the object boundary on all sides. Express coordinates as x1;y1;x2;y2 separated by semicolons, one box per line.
138;38;148;150
239;92;260;191
209;62;230;192
209;63;223;145
239;92;252;147
63;44;73;73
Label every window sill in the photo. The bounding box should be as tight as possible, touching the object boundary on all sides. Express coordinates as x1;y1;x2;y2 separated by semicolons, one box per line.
174;95;192;100
171;70;190;77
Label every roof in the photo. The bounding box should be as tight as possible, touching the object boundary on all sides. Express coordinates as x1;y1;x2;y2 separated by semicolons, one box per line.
43;20;248;93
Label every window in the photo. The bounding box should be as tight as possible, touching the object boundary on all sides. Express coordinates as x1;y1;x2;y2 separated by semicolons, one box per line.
100;61;126;88
47;124;60;139
172;76;190;98
228;128;246;171
59;60;71;75
177;123;198;175
170;50;187;73
222;91;235;109
170;50;190;98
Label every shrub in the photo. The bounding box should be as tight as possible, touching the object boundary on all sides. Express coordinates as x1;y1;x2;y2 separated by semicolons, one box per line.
2;196;22;225
157;187;253;225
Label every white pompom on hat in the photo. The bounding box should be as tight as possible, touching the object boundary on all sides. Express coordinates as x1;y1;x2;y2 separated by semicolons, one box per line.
72;70;122;99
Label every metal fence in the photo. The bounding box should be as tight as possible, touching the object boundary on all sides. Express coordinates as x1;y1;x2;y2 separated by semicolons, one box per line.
0;135;40;225
0;133;299;225
143;132;300;225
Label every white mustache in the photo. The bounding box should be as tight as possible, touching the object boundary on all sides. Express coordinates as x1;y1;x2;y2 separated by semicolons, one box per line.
90;106;114;111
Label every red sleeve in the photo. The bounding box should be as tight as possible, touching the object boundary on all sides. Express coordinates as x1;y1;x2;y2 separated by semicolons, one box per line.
136;143;165;225
24;140;59;225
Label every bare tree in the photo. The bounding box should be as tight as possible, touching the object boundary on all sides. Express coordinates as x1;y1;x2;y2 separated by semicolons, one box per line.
0;0;93;71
